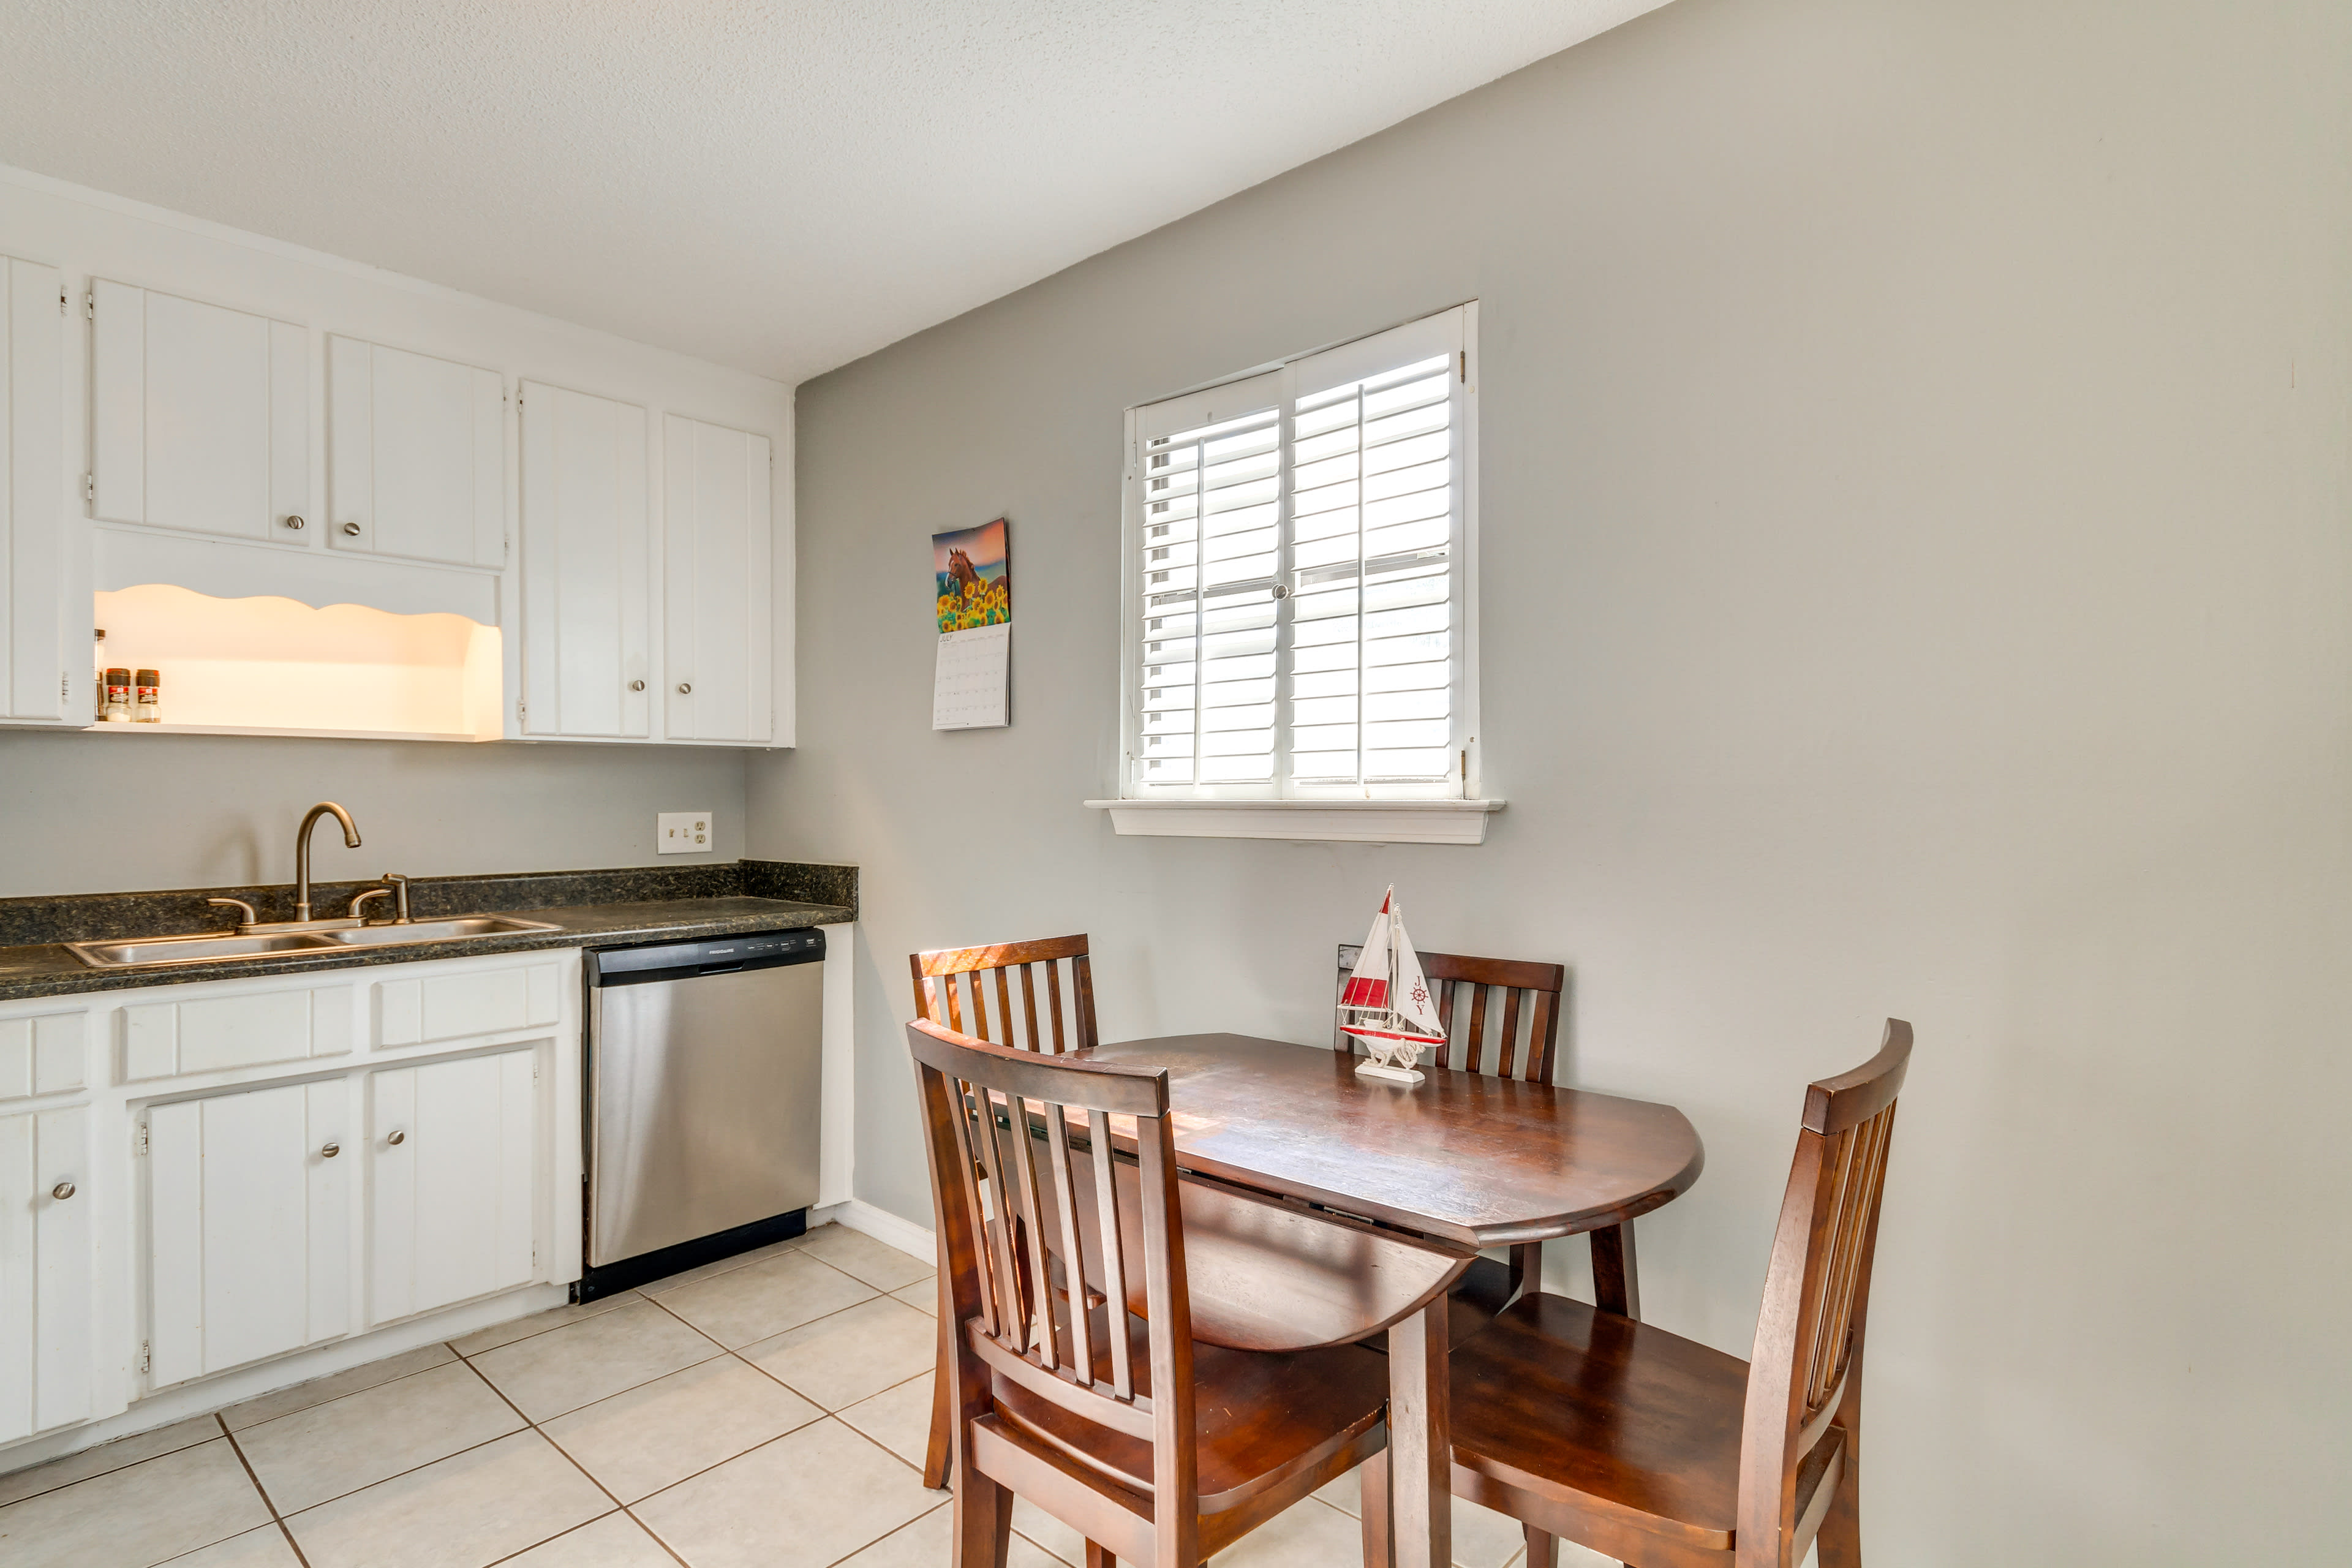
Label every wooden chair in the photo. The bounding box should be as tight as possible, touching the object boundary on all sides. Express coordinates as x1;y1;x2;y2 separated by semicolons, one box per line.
1367;1019;1913;1568
908;1016;1392;1568
914;937;1099;1488
1334;946;1640;1329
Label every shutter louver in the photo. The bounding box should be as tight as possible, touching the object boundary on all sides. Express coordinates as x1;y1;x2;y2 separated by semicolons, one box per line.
1128;307;1469;798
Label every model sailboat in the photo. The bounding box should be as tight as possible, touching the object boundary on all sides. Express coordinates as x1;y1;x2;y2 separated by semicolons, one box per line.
1338;887;1447;1083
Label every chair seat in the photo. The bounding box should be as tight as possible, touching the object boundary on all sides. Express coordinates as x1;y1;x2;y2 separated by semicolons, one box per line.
1448;1292;1766;1550
990;1304;1390;1515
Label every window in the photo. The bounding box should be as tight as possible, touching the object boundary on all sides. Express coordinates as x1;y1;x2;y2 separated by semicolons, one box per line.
1118;304;1479;805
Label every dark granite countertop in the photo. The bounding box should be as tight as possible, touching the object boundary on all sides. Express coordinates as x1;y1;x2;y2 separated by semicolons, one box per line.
0;862;855;1003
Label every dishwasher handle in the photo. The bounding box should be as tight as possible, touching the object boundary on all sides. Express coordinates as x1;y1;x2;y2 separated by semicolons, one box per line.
588;928;824;987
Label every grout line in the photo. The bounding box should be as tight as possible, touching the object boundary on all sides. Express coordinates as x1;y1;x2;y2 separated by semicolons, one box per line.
213;1412;315;1568
810;1497;952;1568
0;1421;219;1511
453;1346;694;1568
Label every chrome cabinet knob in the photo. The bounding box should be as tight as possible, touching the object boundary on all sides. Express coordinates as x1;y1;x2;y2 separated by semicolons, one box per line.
629;679;645;692
342;522;361;536
284;514;305;530
676;682;692;695
51;1180;75;1200
386;1129;406;1146
320;1141;341;1159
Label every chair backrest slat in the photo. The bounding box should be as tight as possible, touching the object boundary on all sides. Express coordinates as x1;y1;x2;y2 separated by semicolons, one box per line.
1739;1019;1912;1561
908;1018;1186;1534
914;935;1096;1056
1335;944;1566;1084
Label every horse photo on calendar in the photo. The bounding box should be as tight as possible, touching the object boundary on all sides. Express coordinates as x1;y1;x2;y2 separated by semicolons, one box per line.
933;517;1010;632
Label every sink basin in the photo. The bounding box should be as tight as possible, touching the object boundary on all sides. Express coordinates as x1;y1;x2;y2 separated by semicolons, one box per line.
67;931;346;968
325;916;561;946
67;914;563;968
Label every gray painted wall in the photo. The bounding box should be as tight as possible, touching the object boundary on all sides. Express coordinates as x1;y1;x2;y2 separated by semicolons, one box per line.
752;0;2349;1556
1;730;746;895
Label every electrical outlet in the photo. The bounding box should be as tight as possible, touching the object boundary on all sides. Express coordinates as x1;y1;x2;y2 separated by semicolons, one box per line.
658;811;713;854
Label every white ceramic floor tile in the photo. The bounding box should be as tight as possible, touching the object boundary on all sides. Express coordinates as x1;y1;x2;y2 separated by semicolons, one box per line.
236;1360;525;1513
541;1355;823;1503
633;1416;935;1568
1314;1464;1362;1516
835;1501;1068;1568
794;1224;937;1292
451;1291;643;1358
1011;1496;1092;1567
1311;1463;1547;1568
891;1280;938;1315
742;1294;938;1410
0;1438;270;1568
221;1343;459;1431
0;1413;222;1507
468;1298;720;1421
637;1236;805;1297
835;1373;940;1476
652;1251;877;1349
1210;1495;1366;1567
162;1524;304;1566
284;1430;610;1568
491;1510;676;1567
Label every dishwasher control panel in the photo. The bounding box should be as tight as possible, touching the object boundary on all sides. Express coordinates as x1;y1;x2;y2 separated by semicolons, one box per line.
587;927;826;986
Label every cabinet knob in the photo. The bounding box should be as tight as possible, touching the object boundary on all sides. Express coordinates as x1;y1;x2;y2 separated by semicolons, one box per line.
629;679;645;692
284;514;306;530
51;1180;74;1200
320;1141;341;1159
342;522;361;537
676;682;692;695
386;1129;406;1147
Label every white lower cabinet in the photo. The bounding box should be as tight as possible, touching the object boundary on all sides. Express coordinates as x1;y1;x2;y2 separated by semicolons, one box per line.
0;1105;93;1443
146;1079;349;1387
368;1050;538;1324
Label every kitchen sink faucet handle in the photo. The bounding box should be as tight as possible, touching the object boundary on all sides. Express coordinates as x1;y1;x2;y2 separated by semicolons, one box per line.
206;897;258;932
347;887;393;922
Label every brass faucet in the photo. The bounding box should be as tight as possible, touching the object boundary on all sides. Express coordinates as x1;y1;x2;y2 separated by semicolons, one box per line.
295;802;362;922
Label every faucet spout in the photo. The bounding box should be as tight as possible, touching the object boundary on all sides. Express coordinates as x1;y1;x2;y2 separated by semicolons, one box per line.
295;802;362;922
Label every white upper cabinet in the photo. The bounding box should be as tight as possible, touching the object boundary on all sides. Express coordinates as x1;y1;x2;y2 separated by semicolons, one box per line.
1;256;68;723
328;335;504;569
663;414;772;744
90;280;307;543
519;381;650;739
0;1104;93;1443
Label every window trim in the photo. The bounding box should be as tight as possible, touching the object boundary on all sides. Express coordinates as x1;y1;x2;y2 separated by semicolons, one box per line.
1112;303;1485;818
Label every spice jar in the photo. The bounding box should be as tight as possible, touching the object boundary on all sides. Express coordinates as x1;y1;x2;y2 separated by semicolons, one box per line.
101;668;132;722
134;669;161;724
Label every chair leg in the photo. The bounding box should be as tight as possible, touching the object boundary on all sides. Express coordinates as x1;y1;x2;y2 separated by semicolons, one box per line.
1521;1525;1558;1568
1589;1222;1640;1319
1359;1450;1393;1568
951;1463;1012;1568
1084;1545;1115;1568
924;1302;954;1488
1816;1434;1862;1567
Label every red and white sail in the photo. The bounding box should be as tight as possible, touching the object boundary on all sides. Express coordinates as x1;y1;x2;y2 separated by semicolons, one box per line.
1339;888;1446;1050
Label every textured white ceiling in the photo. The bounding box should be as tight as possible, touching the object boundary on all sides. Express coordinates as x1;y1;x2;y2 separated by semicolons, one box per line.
0;1;1667;383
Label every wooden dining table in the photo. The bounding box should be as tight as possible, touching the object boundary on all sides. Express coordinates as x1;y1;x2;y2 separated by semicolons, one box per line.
1077;1032;1704;1568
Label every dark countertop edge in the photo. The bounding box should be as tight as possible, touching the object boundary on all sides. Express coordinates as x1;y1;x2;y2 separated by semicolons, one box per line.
0;898;853;1003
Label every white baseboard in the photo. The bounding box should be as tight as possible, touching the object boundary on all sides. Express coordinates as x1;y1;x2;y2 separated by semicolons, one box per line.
815;1197;937;1265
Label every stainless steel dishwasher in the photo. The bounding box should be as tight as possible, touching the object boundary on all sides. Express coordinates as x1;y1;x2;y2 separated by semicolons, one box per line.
582;929;824;1298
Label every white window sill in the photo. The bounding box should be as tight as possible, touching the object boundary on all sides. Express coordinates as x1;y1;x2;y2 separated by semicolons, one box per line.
1082;798;1505;846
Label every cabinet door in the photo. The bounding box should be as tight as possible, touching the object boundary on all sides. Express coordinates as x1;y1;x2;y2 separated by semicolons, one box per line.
662;415;772;743
0;1105;91;1443
1;257;67;723
329;335;504;568
148;1080;350;1388
91;280;307;541
519;382;649;737
369;1050;537;1325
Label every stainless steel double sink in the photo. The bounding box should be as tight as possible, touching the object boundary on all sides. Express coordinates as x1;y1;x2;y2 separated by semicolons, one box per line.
67;916;562;970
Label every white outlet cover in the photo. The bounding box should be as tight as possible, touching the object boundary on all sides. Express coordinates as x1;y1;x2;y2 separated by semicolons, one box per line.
658;810;714;854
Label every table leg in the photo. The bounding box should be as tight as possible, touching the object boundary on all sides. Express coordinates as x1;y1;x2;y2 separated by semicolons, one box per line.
1590;1221;1640;1319
1387;1297;1452;1568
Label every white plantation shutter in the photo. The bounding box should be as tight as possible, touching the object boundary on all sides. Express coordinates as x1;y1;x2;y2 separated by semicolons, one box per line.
1124;306;1474;799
